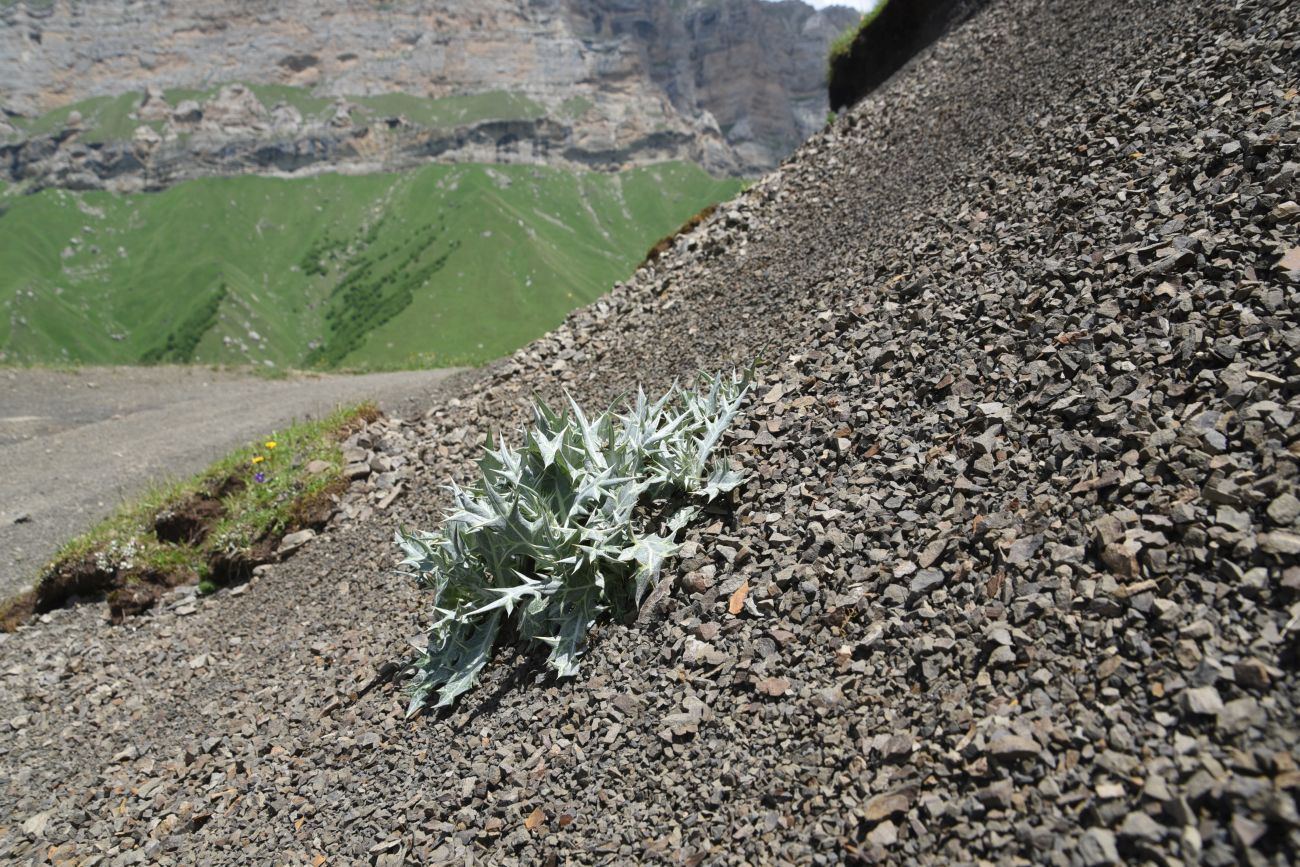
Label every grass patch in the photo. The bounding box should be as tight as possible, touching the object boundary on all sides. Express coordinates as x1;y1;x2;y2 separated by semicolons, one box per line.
11;92;150;144
827;0;970;112
247;84;334;119
353;90;545;129
1;403;377;630
141;283;229;363
12;85;546;140
558;95;595;120
11;85;541;145
640;203;718;268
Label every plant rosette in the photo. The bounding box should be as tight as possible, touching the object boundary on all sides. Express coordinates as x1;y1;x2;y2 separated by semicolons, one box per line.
397;369;751;713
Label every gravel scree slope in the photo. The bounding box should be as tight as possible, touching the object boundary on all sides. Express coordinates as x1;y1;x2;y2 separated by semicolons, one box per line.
2;0;1299;863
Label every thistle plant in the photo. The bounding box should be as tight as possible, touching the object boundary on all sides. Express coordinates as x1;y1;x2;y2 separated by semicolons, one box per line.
396;370;751;714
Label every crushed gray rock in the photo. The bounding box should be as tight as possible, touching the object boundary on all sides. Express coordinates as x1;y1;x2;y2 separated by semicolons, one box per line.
1;0;1297;863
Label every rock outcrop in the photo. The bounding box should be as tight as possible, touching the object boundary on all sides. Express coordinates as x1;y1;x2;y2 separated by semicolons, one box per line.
566;0;856;168
0;0;859;190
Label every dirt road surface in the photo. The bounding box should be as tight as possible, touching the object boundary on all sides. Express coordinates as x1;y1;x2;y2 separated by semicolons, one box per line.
0;366;458;599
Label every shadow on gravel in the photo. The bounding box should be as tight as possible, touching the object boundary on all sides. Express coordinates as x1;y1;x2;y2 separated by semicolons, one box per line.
404;631;619;726
828;0;989;112
451;656;551;726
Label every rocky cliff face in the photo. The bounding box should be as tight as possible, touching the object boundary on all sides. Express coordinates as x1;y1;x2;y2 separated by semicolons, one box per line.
0;0;858;190
565;0;855;169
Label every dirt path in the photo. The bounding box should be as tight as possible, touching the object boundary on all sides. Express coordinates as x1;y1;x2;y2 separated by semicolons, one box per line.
0;365;460;599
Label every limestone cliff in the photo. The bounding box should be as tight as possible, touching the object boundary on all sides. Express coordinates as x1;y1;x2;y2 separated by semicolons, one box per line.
0;0;859;190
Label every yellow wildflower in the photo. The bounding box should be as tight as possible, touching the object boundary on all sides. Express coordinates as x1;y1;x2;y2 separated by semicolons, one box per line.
251;455;265;464
265;440;278;449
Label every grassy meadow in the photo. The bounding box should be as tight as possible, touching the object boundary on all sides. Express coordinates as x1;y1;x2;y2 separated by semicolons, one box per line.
0;161;741;370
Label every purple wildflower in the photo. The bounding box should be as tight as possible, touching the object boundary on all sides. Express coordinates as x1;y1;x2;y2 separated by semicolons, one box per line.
254;471;267;483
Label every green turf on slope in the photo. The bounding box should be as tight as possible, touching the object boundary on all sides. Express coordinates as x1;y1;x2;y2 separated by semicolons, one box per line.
6;92;151;145
0;162;742;370
353;90;545;129
3;85;551;145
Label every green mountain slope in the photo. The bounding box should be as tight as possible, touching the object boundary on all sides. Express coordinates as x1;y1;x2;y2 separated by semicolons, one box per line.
0;162;741;369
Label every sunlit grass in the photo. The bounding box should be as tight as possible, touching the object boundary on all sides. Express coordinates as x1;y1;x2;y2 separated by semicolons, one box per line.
1;402;377;630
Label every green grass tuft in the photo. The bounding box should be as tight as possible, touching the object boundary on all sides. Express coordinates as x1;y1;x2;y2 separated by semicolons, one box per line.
0;402;377;629
353;90;545;128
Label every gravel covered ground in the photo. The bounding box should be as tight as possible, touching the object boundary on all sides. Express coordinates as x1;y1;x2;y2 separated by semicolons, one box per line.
2;0;1298;863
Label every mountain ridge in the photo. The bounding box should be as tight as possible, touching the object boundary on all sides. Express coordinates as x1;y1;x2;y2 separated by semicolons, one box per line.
0;0;860;190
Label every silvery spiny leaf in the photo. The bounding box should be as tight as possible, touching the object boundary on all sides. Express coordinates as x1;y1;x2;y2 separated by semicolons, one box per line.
618;532;680;605
699;462;746;502
399;369;751;712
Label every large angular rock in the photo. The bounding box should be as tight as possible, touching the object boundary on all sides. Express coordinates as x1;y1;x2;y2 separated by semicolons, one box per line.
203;84;267;131
136;84;171;121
